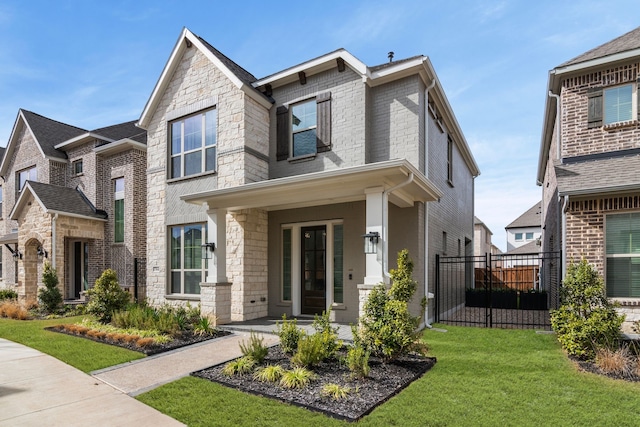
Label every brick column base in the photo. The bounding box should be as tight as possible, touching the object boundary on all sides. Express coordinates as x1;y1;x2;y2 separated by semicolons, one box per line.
200;282;232;325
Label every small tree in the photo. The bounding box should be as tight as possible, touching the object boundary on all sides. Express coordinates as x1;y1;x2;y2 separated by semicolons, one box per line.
38;261;62;313
355;249;425;362
550;259;624;360
86;269;131;323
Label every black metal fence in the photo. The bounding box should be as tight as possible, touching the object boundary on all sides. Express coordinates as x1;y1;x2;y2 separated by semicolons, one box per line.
435;251;561;329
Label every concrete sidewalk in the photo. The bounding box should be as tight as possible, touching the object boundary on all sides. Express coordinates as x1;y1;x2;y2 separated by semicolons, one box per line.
92;331;279;396
0;339;184;427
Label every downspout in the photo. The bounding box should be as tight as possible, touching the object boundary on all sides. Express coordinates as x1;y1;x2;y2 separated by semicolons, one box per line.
423;79;436;329
548;91;561;161
52;213;58;269
561;195;569;278
382;172;415;280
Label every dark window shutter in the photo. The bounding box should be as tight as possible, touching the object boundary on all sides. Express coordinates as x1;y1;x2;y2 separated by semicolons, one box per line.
276;105;289;161
316;92;331;153
587;88;603;129
637;79;640;121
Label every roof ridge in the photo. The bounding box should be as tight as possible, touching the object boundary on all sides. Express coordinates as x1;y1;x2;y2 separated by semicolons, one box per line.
194;34;258;84
20;109;88;133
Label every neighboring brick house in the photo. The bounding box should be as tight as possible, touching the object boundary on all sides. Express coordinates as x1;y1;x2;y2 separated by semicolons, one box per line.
137;28;479;325
538;26;640;331
0;109;147;303
504;201;542;253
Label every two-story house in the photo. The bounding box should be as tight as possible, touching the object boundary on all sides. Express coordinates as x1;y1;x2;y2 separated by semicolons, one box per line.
538;26;640;331
138;28;479;325
504;201;542;253
0;109;147;304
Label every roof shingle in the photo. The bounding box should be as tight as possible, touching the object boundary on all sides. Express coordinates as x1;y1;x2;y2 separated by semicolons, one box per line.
559;26;640;67
506;202;542;229
26;181;107;219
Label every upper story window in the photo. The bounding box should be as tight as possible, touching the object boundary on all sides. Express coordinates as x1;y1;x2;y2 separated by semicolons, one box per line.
18;166;37;192
114;178;124;243
515;233;523;241
0;186;3;218
291;100;317;157
170;109;217;179
526;232;534;240
588;83;637;128
447;136;454;185
73;159;83;175
276;92;331;161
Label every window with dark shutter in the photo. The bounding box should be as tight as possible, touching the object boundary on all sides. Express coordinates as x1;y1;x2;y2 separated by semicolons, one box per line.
316;92;331;153
587;88;603;128
276;105;289;161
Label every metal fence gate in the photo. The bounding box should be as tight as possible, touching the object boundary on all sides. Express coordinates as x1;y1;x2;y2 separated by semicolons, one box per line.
435;251;561;329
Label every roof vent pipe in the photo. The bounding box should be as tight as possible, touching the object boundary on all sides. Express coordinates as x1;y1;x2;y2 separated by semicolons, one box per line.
388;51;394;62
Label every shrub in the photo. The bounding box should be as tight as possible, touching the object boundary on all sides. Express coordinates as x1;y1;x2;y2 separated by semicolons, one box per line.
345;342;370;378
38;262;63;314
595;345;633;377
321;383;351;400
86;269;131;323
239;331;269;363
291;333;325;368
0;289;18;301
280;367;316;389
253;365;285;383
312;309;343;360
354;249;424;362
194;315;216;336
276;314;304;354
222;356;256;376
135;337;155;348
0;300;29;320
550;259;624;360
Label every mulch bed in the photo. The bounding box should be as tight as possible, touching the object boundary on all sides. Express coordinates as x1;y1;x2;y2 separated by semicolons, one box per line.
45;325;231;356
192;345;436;422
573;357;640;382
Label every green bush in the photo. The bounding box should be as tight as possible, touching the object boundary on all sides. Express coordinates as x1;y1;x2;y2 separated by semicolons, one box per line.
0;289;18;301
86;269;131;323
354;249;424;362
276;314;304;354
240;331;269;363
345;342;370;378
312;309;343;359
38;262;63;314
222;356;256;376
291;332;325;368
280;367;316;389
550;259;624;360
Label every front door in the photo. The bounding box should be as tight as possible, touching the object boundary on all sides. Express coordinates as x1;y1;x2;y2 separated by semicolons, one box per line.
301;226;326;315
71;241;88;299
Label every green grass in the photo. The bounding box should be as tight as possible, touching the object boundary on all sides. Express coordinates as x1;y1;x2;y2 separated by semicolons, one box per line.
137;325;640;426
0;315;144;372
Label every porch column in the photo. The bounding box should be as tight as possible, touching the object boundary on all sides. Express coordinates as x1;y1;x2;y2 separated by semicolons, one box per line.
363;187;384;285
206;208;227;283
201;208;231;324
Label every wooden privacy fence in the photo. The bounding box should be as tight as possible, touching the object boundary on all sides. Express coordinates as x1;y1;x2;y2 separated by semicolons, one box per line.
475;266;539;292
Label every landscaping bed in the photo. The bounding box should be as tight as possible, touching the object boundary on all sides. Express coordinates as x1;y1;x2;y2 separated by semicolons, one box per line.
192;345;436;422
46;324;231;355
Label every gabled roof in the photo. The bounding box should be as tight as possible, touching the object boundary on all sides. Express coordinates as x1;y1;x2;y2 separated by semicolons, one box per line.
559;26;640;67
555;150;640;197
93;120;147;144
505;240;539;255
538;26;640;184
506;201;542;229
10;181;107;221
474;216;493;234
138;27;272;129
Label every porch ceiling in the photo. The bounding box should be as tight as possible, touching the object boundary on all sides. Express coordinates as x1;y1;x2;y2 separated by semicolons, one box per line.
181;159;443;211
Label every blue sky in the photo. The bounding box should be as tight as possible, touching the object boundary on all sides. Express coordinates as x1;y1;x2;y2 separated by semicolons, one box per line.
0;1;637;250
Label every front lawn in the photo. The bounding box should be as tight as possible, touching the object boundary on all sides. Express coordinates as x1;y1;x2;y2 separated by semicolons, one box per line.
138;325;640;426
0;315;144;372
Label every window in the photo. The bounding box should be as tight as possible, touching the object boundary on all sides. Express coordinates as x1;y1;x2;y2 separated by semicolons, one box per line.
442;231;447;255
515;233;523;241
114;178;124;243
588;84;637;127
170;224;206;295
73;160;83;175
0;186;3;218
170;109;217;179
291;100;317;157
333;224;344;304
18;166;37;191
606;212;640;298
526;232;534;240
447;137;453;184
276;92;331;160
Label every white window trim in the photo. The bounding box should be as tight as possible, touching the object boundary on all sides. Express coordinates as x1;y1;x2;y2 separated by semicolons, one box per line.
605;212;640;300
169;109;217;180
281;219;343;316
290;99;317;159
603;83;637;126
